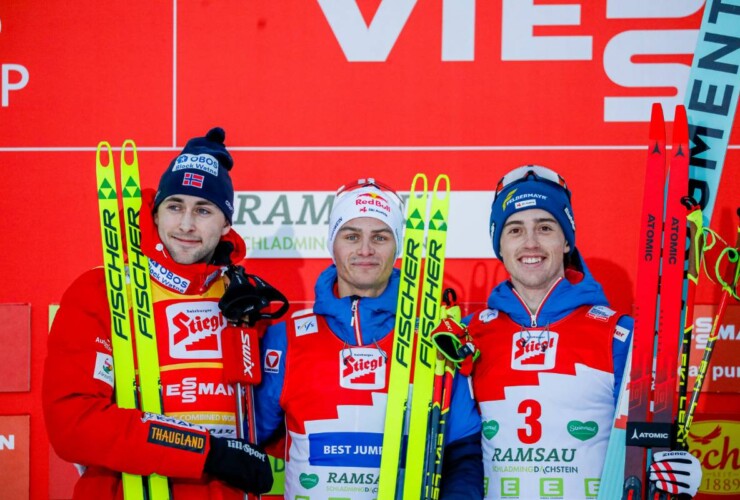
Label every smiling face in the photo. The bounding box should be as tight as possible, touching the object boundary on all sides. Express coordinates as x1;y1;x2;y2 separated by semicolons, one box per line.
154;194;230;265
332;217;397;298
499;208;570;308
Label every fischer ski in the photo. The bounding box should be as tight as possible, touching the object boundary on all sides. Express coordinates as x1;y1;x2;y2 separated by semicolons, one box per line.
404;174;450;500
378;173;429;500
97;141;170;499
378;173;451;500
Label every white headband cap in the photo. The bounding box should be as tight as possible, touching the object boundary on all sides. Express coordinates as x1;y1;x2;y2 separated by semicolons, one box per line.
328;183;405;260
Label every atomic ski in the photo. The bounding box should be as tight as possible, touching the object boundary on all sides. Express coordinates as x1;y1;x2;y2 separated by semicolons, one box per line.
97;141;170;499
378;173;451;500
620;104;689;500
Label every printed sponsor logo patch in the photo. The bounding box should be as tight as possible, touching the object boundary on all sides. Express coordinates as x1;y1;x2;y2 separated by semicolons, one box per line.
514;199;537;209
147;422;207;453
586;305;616;322
295;315;319;336
172;153;220;176
93;352;114;387
567;420;599;441
166;302;224;359
149;260;190;293
339;348;386;390
264;349;282;373
511;330;558;371
614;324;630;342
479;308;499;323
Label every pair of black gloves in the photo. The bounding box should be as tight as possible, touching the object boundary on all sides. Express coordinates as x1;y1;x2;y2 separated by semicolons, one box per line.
204;435;273;494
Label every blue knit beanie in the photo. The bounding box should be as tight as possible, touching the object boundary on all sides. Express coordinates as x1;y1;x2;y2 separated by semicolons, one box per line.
154;127;235;223
489;165;575;259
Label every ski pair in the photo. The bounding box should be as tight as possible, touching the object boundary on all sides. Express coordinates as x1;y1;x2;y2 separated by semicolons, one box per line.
621;102;689;500
377;173;451;500
96;141;170;499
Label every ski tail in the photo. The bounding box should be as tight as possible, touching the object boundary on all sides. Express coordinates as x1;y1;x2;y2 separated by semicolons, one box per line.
404;174;451;500
378;174;429;500
96;142;147;499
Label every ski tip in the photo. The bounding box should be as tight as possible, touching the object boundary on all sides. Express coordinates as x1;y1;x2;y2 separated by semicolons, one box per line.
432;174;450;198
96;141;113;168
649;103;666;144
672;105;689;143
121;140;138;168
410;173;429;197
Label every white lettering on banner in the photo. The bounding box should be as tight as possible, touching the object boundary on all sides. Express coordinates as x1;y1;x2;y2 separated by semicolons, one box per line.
712;365;740;381
603;30;698;122
0;434;15;450
232;191;492;259
694;317;738;349
2;64;29;107
317;0;417;61
501;0;592;61
442;0;475;61
318;1;704;122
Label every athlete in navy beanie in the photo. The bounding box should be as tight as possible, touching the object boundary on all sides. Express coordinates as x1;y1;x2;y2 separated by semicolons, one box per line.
154;127;235;223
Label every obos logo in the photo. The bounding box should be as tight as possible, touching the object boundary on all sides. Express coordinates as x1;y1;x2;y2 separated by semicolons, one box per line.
166;302;224;359
172;153;219;176
511;330;559;371
339;348;386;390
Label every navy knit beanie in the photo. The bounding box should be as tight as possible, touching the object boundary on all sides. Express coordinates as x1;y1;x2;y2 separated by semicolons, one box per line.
154;127;235;223
489;165;576;259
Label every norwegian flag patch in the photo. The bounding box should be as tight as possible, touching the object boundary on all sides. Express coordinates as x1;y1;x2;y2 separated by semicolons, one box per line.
183;172;204;188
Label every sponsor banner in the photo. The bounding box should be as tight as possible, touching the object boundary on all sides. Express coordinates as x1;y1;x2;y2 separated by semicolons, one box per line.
233;191;491;258
690;418;740;498
0;415;29;500
689;305;740;393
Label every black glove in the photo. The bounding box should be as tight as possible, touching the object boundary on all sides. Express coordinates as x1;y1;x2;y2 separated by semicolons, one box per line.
204;435;273;494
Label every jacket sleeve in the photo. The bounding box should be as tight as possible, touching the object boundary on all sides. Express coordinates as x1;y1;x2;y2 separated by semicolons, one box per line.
440;372;483;498
42;269;208;478
613;315;634;406
253;321;288;445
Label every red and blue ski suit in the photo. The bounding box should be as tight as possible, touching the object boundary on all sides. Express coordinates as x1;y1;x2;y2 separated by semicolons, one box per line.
254;264;484;499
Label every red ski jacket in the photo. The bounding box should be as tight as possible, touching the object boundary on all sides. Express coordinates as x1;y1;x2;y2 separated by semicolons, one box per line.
42;190;250;499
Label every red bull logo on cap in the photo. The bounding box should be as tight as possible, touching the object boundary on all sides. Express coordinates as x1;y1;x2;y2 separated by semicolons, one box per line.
355;192;391;213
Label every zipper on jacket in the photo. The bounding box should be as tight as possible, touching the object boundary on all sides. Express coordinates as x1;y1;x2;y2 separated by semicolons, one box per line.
512;277;564;328
350;296;363;346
